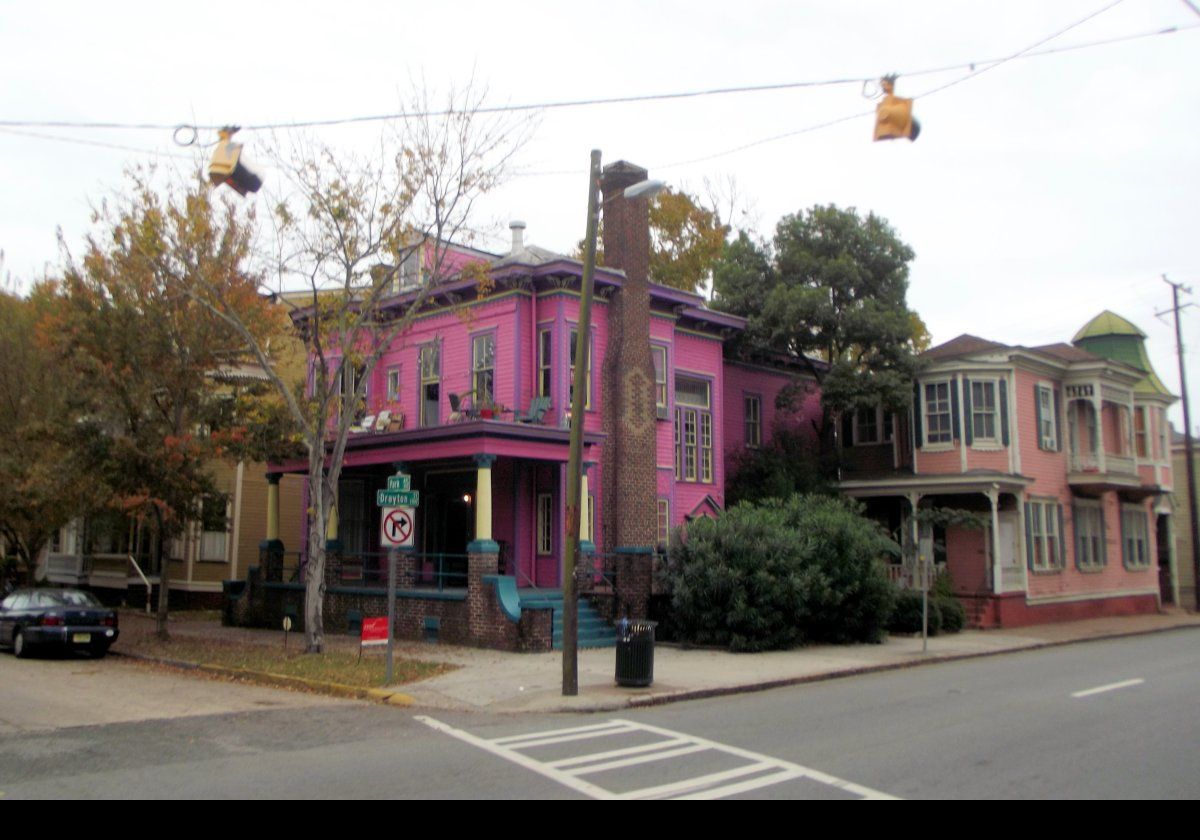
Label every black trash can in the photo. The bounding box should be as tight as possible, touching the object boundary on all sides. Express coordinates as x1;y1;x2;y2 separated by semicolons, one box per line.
615;619;657;687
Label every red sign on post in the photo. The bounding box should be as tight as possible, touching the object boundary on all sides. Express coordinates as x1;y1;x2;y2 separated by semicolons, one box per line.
361;616;389;647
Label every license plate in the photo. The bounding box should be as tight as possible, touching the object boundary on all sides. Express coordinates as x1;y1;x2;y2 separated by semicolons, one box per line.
72;633;91;643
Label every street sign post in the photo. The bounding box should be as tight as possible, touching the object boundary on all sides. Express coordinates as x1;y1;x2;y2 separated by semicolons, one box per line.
379;472;417;685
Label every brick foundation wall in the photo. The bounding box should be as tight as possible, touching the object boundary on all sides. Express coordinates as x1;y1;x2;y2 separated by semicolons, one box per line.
229;554;555;652
959;591;1160;629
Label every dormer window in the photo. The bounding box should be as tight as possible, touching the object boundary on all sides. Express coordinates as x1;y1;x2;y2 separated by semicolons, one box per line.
392;247;424;293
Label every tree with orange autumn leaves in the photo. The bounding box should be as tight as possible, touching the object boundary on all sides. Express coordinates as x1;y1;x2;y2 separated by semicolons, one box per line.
44;170;290;638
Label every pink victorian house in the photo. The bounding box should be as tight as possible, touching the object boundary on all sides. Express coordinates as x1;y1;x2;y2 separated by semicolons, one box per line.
247;162;811;650
839;312;1177;628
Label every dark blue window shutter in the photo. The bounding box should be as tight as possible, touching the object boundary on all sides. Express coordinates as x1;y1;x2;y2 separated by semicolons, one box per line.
1056;505;1066;568
1024;502;1034;570
1098;501;1107;566
1034;385;1044;451
950;376;961;441
962;377;974;445
1053;389;1063;452
912;381;923;444
1071;502;1082;570
999;379;1010;446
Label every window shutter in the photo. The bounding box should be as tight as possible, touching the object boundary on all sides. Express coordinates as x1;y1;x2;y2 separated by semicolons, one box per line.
1034;386;1044;450
950;376;960;441
1098;501;1107;566
912;381;923;444
1024;502;1034;570
1056;505;1066;569
1053;389;1063;452
1071;501;1081;570
999;379;1010;446
962;377;974;445
841;411;854;447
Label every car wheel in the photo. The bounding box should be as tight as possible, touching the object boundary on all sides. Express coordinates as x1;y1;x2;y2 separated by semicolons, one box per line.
13;629;29;659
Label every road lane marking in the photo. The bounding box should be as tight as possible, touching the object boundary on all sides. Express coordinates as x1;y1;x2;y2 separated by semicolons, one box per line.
417;715;899;800
1071;678;1145;699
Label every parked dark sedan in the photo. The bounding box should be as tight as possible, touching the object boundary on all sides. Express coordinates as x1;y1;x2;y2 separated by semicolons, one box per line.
0;588;119;658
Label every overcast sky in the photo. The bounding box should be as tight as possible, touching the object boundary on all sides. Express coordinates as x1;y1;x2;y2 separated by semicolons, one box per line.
2;0;1197;429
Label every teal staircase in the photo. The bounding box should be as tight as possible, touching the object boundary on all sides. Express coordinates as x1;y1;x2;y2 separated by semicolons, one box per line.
518;588;616;649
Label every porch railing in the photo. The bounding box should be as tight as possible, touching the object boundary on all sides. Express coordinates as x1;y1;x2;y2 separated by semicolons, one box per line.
1068;451;1138;476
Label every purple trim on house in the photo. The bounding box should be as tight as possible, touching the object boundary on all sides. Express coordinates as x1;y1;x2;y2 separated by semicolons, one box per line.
268;422;606;476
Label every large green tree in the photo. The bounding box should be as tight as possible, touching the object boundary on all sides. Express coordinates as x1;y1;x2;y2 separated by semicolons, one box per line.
714;205;923;415
0;289;107;584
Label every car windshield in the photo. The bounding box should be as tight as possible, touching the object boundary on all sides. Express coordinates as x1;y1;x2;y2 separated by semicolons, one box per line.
37;590;103;607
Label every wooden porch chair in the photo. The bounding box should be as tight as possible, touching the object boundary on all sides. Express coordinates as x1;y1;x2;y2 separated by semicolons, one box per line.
515;395;551;424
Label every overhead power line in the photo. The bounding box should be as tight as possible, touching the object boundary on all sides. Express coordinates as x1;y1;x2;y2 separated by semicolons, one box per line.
0;16;1194;136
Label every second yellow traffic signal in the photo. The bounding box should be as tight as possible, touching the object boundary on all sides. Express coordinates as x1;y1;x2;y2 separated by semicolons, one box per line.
873;77;920;142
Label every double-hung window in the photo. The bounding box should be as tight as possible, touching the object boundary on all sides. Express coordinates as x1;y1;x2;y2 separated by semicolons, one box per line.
419;343;440;427
744;394;761;448
472;333;495;406
657;499;670;547
971;380;998;442
386;367;401;403
1027;499;1064;571
1120;506;1150;569
652;346;668;416
537;493;553;555
199;493;230;562
569;329;591;409
538;329;552;399
675;375;713;483
924;381;952;445
1134;407;1149;459
1074;501;1106;570
1037;385;1058;450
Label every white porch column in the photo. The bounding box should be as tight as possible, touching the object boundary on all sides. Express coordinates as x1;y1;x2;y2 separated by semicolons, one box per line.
986;485;1001;593
907;491;923;588
1093;390;1107;472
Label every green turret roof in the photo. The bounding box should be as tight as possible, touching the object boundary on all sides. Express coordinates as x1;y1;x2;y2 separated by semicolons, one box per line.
1072;310;1172;397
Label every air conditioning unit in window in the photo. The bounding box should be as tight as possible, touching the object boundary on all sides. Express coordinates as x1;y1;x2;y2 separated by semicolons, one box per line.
656;406;670;421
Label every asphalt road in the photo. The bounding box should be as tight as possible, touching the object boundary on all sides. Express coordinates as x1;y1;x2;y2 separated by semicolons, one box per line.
1;628;1197;799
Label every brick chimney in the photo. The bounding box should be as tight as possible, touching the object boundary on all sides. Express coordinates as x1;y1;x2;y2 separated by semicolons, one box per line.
599;161;658;554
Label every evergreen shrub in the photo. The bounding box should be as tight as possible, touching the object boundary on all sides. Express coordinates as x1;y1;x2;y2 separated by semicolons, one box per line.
667;494;896;651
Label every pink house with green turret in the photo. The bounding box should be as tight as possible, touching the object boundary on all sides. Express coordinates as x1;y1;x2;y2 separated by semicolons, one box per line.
839;311;1178;628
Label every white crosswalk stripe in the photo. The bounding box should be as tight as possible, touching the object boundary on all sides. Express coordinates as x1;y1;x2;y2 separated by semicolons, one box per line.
417;715;899;800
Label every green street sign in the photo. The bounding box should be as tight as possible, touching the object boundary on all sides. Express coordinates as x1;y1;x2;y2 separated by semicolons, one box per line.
387;474;411;492
377;489;420;507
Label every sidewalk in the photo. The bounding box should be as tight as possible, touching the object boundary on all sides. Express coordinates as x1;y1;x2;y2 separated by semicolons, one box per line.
118;609;1200;714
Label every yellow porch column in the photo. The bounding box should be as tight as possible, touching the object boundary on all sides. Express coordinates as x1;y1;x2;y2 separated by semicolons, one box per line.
472;455;496;547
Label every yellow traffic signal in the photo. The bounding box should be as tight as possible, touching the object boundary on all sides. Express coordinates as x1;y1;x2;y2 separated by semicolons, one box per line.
873;77;920;142
208;127;262;196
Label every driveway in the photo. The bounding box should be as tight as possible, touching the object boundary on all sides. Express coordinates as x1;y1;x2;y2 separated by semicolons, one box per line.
0;653;353;734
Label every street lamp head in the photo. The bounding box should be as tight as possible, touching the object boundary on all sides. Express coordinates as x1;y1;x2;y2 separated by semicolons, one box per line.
623;179;667;201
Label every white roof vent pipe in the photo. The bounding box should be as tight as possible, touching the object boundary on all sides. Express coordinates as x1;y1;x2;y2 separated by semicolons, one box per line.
509;220;526;255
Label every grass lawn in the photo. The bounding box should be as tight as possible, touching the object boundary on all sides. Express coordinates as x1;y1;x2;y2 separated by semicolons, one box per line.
118;613;455;689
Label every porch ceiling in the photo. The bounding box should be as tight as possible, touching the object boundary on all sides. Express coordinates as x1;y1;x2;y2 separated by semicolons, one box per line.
270;421;605;475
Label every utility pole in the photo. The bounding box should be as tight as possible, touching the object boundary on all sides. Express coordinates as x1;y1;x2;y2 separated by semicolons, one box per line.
563;150;603;696
1159;275;1199;610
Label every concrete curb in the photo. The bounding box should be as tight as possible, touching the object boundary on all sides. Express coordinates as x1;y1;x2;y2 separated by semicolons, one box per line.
112;619;1200;715
113;650;416;706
